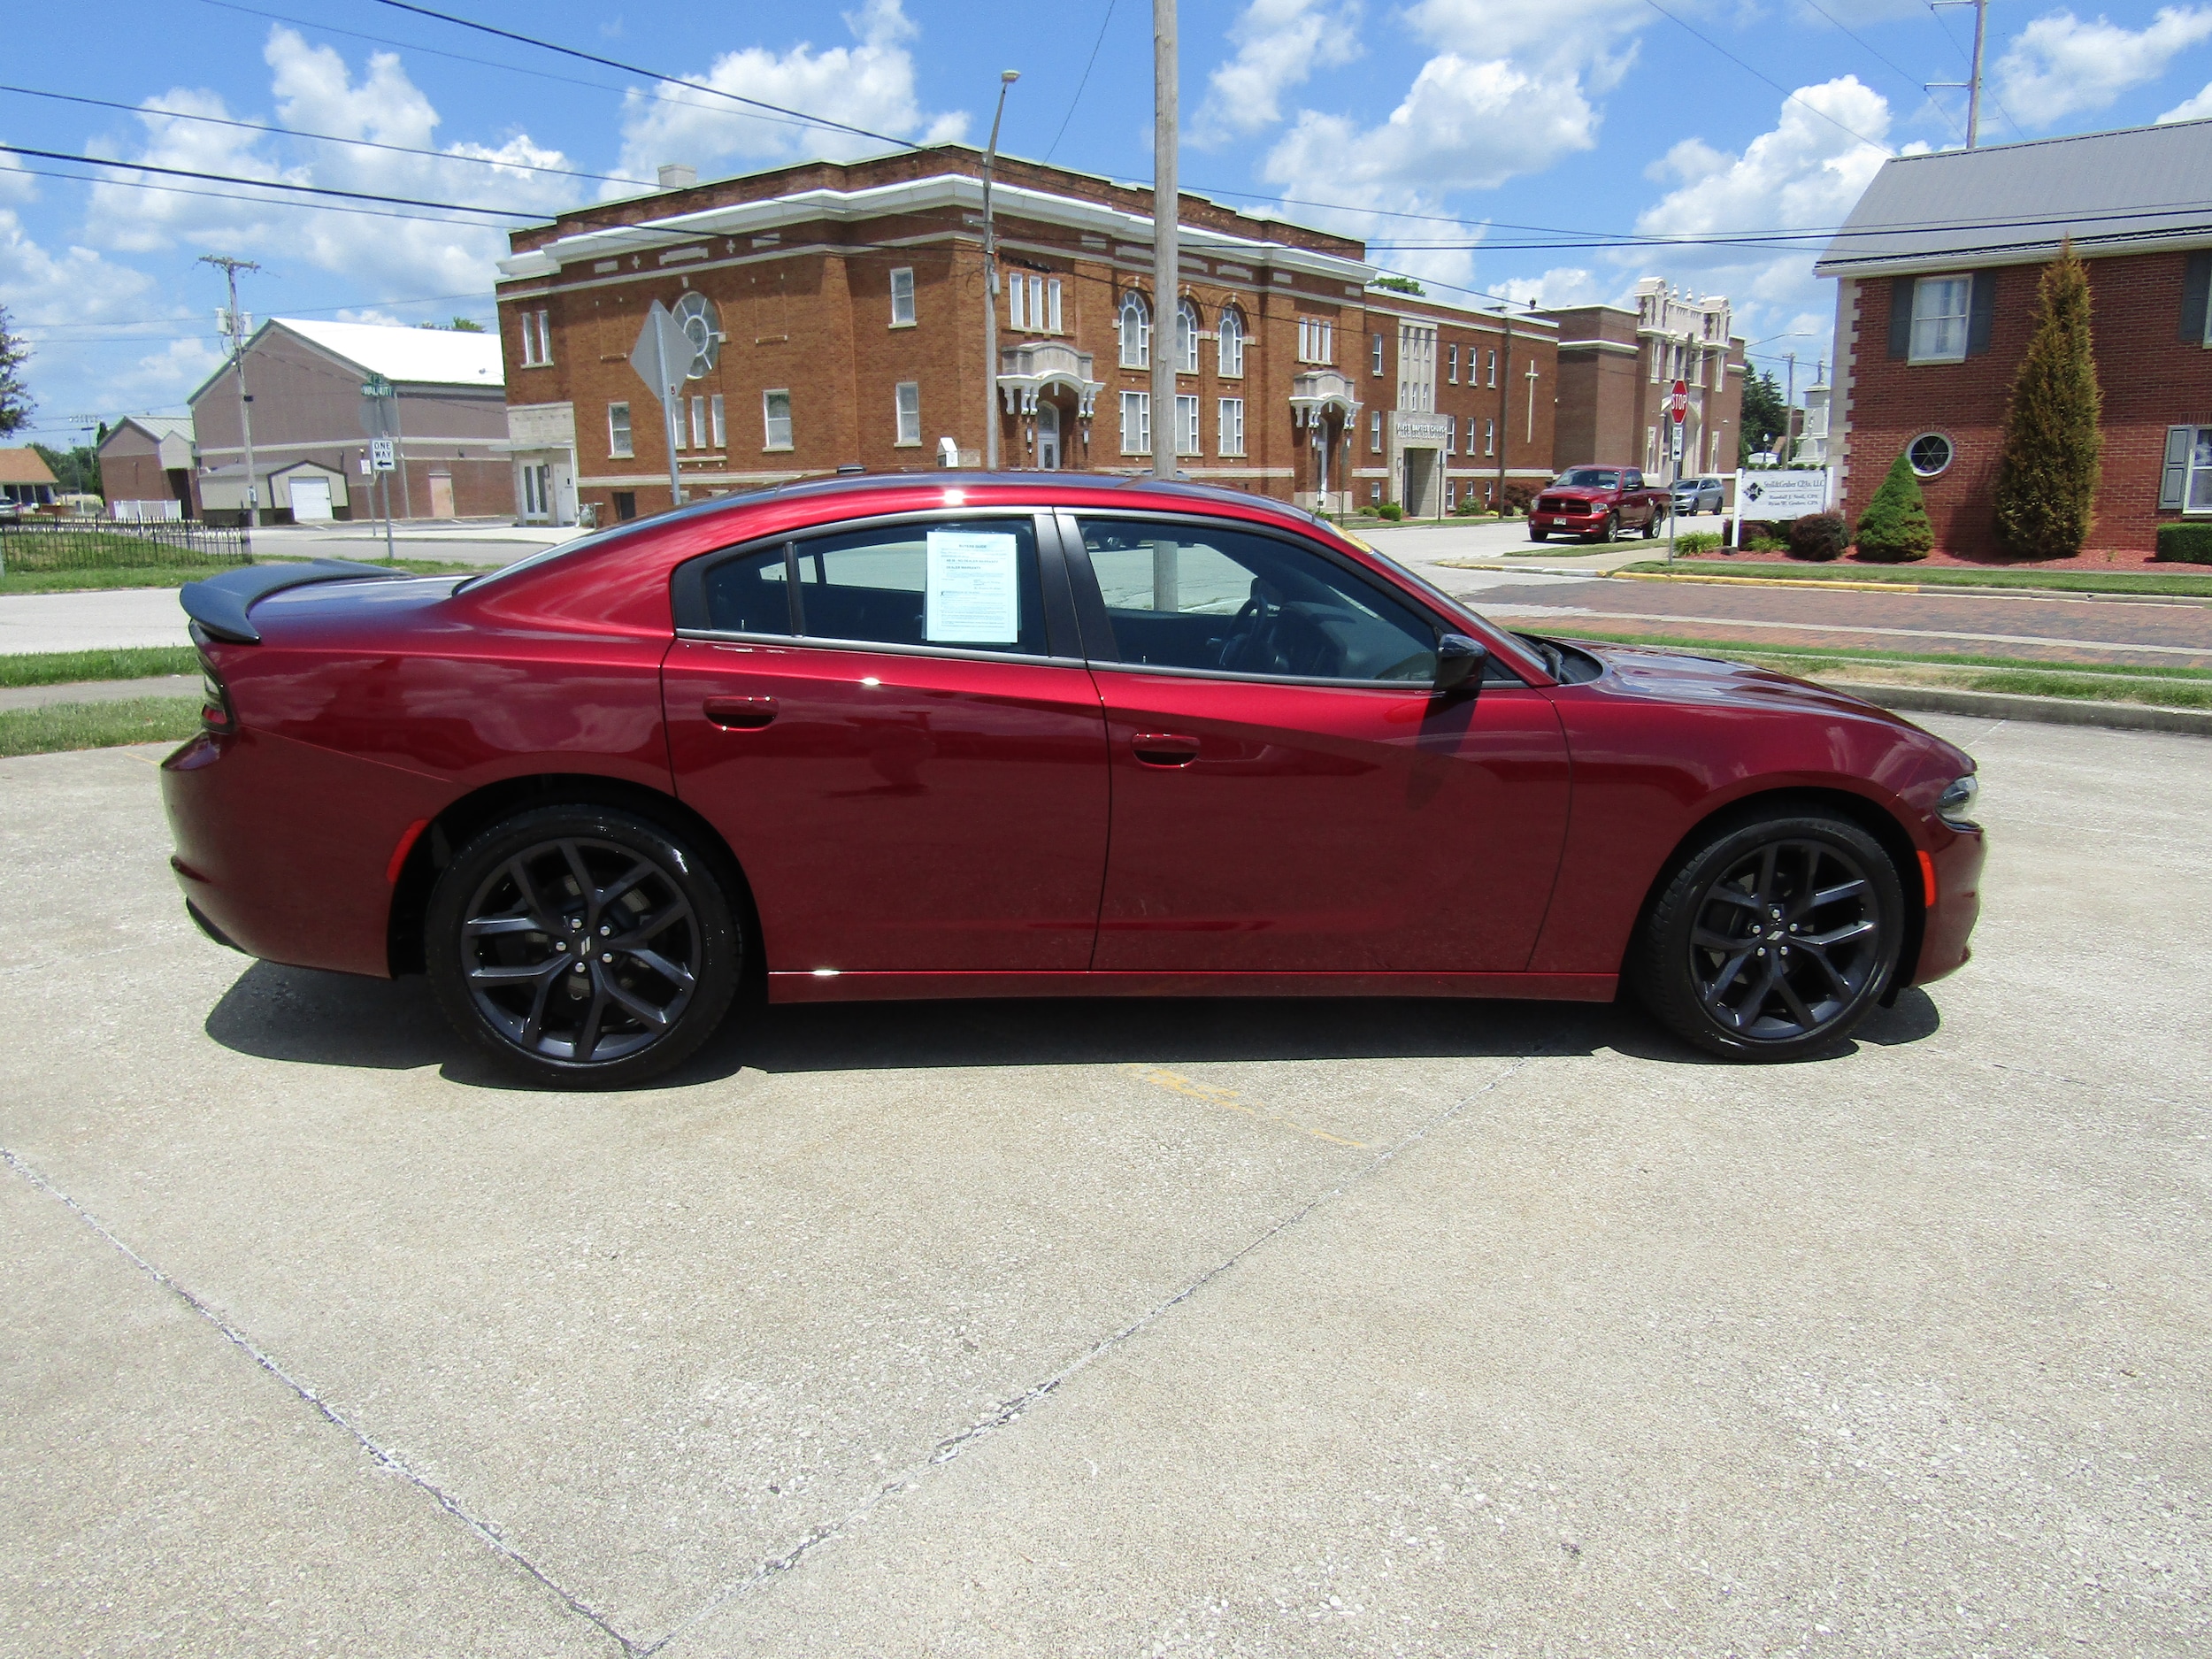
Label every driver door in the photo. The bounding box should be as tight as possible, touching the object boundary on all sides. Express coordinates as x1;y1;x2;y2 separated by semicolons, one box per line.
1065;513;1573;975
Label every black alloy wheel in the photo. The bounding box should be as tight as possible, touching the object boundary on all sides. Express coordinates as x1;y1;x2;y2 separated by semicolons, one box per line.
426;806;741;1087
1635;811;1904;1061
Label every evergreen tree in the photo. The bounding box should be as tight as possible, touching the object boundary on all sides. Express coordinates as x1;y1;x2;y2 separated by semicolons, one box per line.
1739;368;1786;463
1855;450;1934;562
0;306;31;438
1993;242;2102;557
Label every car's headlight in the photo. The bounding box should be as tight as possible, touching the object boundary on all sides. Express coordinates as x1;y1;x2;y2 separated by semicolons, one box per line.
1938;774;1978;828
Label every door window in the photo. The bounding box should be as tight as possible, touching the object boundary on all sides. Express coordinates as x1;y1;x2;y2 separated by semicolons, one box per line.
1076;518;1438;682
695;519;1048;654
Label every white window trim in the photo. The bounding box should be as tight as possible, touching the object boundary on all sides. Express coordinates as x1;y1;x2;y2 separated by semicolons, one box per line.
1218;396;1245;457
1118;292;1151;370
1369;411;1383;454
889;267;916;328
710;394;726;449
1178;298;1202;373
687;395;706;451
1217;310;1245;378
894;381;921;447
1909;274;1972;365
607;402;633;459
762;388;794;452
1120;389;1151;456
1174;393;1201;457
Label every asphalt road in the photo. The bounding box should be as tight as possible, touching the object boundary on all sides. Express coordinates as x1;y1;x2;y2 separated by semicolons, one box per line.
4;718;2208;1655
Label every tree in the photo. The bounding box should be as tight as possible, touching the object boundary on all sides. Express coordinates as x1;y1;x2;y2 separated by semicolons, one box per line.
1855;449;1935;562
419;316;486;331
1993;242;2102;557
33;442;102;496
1370;274;1425;296
1739;368;1786;463
0;305;31;438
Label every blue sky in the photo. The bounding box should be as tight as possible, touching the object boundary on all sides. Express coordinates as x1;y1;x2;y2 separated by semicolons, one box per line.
8;0;2212;445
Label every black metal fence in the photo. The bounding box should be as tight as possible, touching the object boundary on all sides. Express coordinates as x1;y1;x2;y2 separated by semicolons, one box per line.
0;520;253;574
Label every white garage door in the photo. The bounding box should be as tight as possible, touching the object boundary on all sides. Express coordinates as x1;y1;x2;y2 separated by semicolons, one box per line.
290;477;333;521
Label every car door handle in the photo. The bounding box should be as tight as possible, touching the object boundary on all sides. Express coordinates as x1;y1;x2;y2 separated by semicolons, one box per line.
1132;732;1200;767
703;695;778;730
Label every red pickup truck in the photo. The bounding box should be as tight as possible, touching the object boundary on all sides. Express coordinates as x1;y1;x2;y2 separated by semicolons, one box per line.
1528;467;1671;542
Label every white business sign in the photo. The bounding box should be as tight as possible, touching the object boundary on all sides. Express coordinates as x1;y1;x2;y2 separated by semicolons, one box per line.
370;438;396;472
1735;469;1829;517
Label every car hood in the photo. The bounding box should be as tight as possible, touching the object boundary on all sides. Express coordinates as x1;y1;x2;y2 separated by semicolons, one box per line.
1563;636;1931;728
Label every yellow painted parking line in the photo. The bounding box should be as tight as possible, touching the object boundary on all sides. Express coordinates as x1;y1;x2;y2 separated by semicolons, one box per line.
1123;1064;1365;1148
1607;570;1925;594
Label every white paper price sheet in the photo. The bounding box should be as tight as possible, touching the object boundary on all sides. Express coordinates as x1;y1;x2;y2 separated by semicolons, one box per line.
925;530;1020;643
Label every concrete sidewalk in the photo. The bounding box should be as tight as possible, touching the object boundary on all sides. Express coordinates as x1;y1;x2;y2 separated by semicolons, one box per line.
0;588;193;654
3;718;2208;1655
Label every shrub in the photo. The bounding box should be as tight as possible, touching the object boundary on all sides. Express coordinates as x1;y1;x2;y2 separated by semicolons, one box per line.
1502;482;1537;516
1993;242;2101;558
1455;495;1486;516
1746;534;1787;552
1855;451;1935;562
1675;530;1723;553
2155;522;2212;564
1376;502;1403;521
1788;512;1850;561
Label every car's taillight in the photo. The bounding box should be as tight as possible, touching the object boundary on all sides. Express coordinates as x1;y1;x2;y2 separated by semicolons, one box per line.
200;660;234;733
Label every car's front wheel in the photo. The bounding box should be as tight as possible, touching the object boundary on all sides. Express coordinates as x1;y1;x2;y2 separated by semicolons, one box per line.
426;805;741;1087
1633;810;1904;1061
1531;526;1548;541
1598;512;1619;543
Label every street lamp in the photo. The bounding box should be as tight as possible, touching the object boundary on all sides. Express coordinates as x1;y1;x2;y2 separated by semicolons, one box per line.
982;69;1019;471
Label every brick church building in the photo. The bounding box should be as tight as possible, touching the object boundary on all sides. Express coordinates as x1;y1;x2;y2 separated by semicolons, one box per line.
1817;119;2212;555
492;147;1561;526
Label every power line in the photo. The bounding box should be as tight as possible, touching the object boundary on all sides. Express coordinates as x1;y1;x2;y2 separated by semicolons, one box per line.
1044;0;1118;164
1793;0;1965;143
1640;0;1896;154
0;143;539;219
0;82;649;191
369;0;922;154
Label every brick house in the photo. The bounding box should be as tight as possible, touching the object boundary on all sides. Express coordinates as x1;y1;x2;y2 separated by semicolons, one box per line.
1817;119;2212;555
189;319;510;525
97;415;198;518
492;146;1557;525
1550;280;1747;480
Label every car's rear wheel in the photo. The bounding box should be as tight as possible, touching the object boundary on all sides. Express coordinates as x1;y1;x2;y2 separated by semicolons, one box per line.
427;805;741;1087
1642;506;1662;538
1633;811;1904;1061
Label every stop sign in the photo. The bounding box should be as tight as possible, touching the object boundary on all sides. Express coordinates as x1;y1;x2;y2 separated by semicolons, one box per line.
1670;379;1688;422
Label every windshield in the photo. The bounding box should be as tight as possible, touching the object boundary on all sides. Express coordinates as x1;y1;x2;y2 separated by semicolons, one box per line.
1557;469;1619;488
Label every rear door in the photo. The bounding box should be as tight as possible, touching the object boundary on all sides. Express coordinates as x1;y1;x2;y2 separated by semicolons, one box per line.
1064;512;1572;975
664;509;1110;976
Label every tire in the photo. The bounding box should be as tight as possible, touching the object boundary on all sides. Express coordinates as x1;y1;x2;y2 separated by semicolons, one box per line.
1598;512;1619;544
1531;527;1549;542
426;805;742;1087
1632;810;1904;1062
1642;505;1663;538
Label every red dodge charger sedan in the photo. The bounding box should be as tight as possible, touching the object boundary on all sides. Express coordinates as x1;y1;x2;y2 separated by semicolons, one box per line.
163;475;1983;1086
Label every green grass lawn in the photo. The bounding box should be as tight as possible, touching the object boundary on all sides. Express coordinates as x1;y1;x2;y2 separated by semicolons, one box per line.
0;646;203;687
1615;557;2212;597
0;557;480;595
1554;629;2212;710
0;697;202;757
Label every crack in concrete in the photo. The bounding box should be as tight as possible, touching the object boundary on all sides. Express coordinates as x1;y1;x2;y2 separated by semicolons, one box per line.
641;1048;1548;1655
0;1146;642;1658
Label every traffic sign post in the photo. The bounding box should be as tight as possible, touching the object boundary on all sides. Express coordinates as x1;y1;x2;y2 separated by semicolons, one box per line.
361;379;399;563
1666;380;1688;563
630;300;697;510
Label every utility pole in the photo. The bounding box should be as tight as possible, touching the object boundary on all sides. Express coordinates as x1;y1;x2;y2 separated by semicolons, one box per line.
200;255;261;543
981;69;1019;471
1785;352;1797;461
1929;0;1988;147
1495;310;1511;513
1151;0;1179;482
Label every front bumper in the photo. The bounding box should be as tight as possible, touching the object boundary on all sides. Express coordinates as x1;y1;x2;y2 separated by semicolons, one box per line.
1910;825;1985;986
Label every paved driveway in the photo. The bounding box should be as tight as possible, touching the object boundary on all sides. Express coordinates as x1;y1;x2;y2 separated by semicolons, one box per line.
3;719;2208;1655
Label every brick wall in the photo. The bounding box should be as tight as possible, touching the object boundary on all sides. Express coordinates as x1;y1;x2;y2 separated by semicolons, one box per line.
1841;249;2212;554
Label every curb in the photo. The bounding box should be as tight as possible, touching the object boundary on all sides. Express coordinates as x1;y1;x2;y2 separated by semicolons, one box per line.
1603;568;2212;603
1814;680;2212;737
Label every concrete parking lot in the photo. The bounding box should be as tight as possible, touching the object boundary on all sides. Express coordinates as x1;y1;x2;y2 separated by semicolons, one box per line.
3;715;2208;1656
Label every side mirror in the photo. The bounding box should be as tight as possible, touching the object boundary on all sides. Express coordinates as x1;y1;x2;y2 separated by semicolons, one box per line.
1434;632;1487;695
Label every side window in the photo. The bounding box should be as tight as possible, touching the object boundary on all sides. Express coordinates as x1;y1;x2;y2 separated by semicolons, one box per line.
791;518;1047;655
1076;518;1439;683
700;545;795;636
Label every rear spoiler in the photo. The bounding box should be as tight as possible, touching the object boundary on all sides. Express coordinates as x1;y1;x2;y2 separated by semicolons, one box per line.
180;559;408;644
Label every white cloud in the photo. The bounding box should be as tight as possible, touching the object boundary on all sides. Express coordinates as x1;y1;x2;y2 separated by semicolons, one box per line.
612;0;966;186
1194;0;1364;143
2158;78;2212;120
1995;6;2212;126
1494;267;1613;309
1623;77;1895;362
83;27;580;298
1406;0;1649;72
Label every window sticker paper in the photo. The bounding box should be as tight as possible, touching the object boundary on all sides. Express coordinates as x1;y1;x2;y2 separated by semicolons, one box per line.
925;530;1020;642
